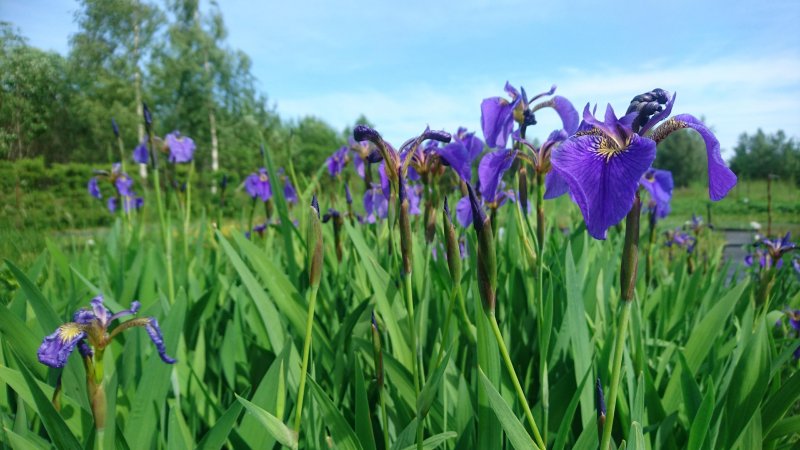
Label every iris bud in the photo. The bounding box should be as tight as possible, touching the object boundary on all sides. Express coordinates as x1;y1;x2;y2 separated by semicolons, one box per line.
467;183;496;312
308;195;323;286
442;197;461;284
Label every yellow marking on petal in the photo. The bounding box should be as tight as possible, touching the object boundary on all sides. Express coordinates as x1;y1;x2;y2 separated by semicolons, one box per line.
595;136;629;161
58;323;83;343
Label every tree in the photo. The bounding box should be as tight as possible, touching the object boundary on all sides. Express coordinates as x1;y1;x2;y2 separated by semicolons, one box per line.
0;23;72;161
729;129;799;182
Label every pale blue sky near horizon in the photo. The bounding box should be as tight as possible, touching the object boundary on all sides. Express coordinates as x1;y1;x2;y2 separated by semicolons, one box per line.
2;0;799;155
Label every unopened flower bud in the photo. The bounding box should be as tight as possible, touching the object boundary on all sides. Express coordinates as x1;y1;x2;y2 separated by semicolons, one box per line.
442;197;462;284
142;103;152;130
308;195;323;286
467;183;496;311
399;172;413;275
111;118;119;138
596;377;606;441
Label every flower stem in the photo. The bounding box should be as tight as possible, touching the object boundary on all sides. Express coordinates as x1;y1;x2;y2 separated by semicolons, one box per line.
535;171;548;441
599;300;632;450
380;389;390;450
404;273;423;450
600;194;641;450
294;283;319;435
489;313;546;450
147;134;175;304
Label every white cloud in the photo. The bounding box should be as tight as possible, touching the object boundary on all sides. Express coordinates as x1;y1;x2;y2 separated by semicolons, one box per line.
274;52;800;156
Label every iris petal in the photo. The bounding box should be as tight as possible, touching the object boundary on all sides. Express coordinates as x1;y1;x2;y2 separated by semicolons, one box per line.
481;97;517;149
543;170;570;199
478;149;517;203
671;114;737;201
552;96;579;135
38;323;86;368
552;134;656;239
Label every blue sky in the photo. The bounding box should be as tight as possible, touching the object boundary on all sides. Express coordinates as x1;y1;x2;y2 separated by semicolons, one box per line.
3;0;799;154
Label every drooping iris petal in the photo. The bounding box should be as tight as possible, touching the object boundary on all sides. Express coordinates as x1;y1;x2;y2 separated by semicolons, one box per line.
363;184;388;222
245;168;272;202
115;175;134;197
456;195;473;228
405;184;422;215
437;141;473;182
478;148;517;203
551;134;657;239
378;163;390;198
88;178;102;199
552;96;580;135
133;141;149;164
327;146;348;177
353;153;365;178
165;132;195;163
640;168;674;218
543;170;570;199
143;318;176;364
670;114;737;201
107;197;118;213
481;97;517;149
37;323;86;368
283;178;298;204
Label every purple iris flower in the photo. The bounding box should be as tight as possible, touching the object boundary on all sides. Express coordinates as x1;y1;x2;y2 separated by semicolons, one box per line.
478;148;517;204
115;174;135;197
640;168;674;219
165;131;195;163
88;178;102;199
133;141;149;164
550;90;737;239
437;127;485;181
38;295;175;368
107;196;144;214
481;82;578;149
245;168;272;202
327;146;349;177
665;228;696;253
747;232;797;269
455;188;514;228
344;182;353;204
283;177;298;204
363;183;389;223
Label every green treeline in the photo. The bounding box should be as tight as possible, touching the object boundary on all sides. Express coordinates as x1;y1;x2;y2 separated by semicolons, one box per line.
0;0;357;179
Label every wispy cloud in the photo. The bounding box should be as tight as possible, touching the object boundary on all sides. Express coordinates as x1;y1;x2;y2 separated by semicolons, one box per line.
275;52;800;155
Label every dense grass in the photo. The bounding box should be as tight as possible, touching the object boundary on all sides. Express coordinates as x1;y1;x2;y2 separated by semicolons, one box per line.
1;162;799;449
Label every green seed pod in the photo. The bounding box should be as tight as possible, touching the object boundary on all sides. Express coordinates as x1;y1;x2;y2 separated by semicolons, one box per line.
308;195;323;286
399;175;413;276
442;197;461;285
467;183;496;312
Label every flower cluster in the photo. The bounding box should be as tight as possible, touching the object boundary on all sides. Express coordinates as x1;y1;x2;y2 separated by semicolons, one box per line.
87;163;143;213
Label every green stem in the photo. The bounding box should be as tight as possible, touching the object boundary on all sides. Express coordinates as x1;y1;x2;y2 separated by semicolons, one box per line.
455;285;476;344
489;313;546;450
183;163;194;259
380;390;390;450
599;300;632;450
404;273;422;450
294;284;319;435
436;285;458;366
535;172;548;442
148;135;175;304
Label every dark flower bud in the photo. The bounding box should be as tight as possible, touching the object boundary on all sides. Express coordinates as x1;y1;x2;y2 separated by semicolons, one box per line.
354;125;382;144
398;171;412;275
366;149;383;163
420;129;452;144
519;166;529;214
344;182;352;205
371;312;384;389
220;174;228;190
627;88;670;133
442;197;462;284
467;182;496;312
466;182;487;232
142;103;152;129
260;144;265;159
308;195;323;286
596;378;606;441
111;118;120;138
